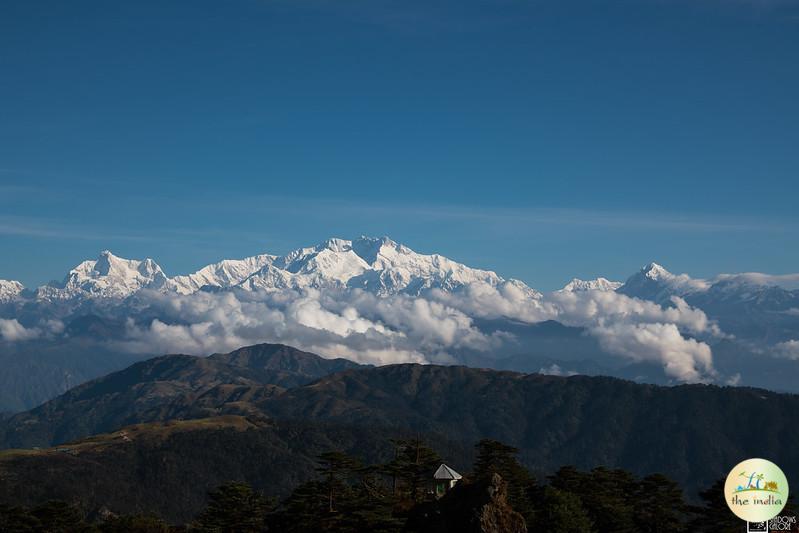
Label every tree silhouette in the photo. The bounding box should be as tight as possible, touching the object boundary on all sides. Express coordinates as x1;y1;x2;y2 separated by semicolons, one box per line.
686;479;742;533
194;482;270;532
30;501;86;532
474;439;538;525
634;473;688;533
316;450;362;514
534;487;594;533
549;466;638;533
0;504;42;532
383;438;441;502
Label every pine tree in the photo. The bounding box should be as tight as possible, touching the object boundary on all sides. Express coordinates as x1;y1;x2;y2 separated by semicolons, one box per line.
473;439;537;524
30;501;87;532
316;450;362;514
383;438;441;503
277;480;329;532
533;487;595;533
194;481;270;532
275;454;400;532
0;504;42;533
634;473;688;533
687;479;745;533
549;466;638;533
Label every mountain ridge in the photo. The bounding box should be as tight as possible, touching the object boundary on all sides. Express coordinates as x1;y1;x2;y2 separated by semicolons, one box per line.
0;343;364;448
1;342;798;505
10;236;526;302
2;238;799;414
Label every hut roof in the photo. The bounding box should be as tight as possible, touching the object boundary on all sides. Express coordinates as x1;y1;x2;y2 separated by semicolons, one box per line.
434;464;462;480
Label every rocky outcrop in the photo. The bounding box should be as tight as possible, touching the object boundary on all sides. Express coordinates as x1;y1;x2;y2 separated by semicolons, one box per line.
405;473;527;533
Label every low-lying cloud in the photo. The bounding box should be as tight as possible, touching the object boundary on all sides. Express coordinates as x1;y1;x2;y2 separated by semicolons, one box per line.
0;318;62;342
97;281;723;383
115;287;503;367
775;340;799;360
0;318;40;341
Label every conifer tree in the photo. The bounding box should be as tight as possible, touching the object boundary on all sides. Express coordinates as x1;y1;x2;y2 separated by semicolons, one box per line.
634;473;688;533
687;479;745;533
549;466;638;533
383;438;441;502
0;504;41;533
533;487;595;533
30;501;87;532
474;439;537;524
194;481;270;532
316;450;362;514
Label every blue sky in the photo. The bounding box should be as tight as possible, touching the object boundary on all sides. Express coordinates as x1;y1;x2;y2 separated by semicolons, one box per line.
1;0;798;290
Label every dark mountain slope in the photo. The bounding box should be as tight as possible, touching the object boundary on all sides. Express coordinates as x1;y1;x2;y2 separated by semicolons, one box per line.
209;342;363;388
0;416;468;523
258;364;799;494
0;343;364;448
2;346;798;498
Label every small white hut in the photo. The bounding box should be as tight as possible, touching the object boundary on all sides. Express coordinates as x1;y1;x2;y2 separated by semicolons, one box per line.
433;463;462;497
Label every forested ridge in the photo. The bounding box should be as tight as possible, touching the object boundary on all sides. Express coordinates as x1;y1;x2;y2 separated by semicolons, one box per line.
1;437;775;532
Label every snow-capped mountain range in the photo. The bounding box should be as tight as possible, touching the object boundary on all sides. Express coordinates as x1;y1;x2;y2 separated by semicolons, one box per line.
2;236;799;412
1;237;528;303
2;239;797;313
618;262;799;308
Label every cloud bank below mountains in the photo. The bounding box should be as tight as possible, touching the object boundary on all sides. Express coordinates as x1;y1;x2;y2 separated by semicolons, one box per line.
108;282;721;382
0;319;40;342
0;318;63;342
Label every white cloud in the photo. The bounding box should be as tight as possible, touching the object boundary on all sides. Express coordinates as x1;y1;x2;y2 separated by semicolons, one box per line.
31;277;724;383
725;373;742;386
113;287;499;366
713;272;799;290
0;318;40;341
539;364;578;377
428;281;721;382
774;340;799;360
591;322;715;383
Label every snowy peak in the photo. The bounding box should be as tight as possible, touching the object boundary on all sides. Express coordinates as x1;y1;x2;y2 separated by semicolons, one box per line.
14;237;536;301
37;251;168;300
618;262;709;303
351;236;394;265
560;277;622;292
642;262;672;281
168;254;276;295
238;236;515;296
0;280;24;302
273;238;370;281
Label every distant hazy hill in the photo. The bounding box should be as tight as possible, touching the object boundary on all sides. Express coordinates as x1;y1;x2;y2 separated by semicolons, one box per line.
2;343;797;501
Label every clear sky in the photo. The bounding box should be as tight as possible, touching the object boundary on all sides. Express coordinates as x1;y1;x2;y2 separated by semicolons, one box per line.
1;0;797;290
